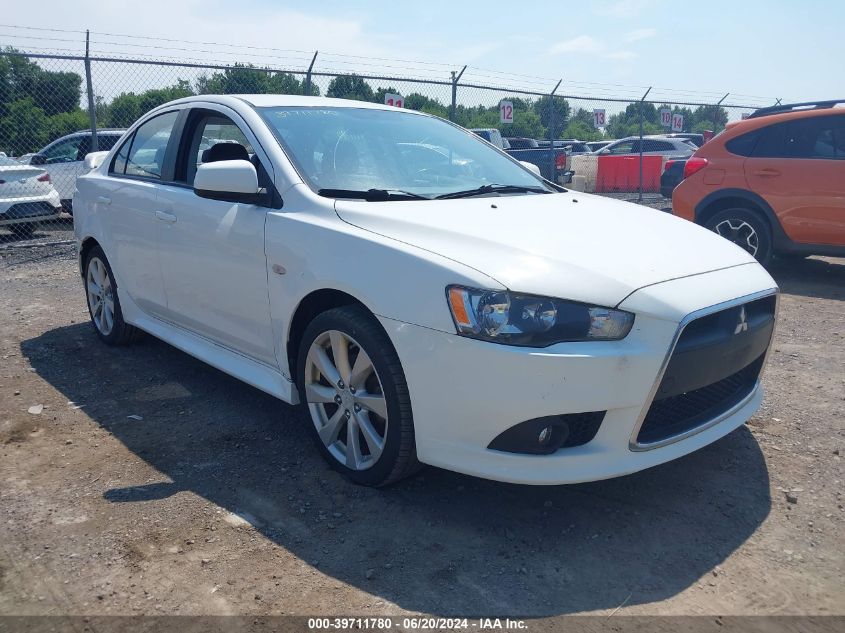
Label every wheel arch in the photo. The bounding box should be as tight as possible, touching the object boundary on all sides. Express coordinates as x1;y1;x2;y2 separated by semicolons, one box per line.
694;188;789;250
285;288;385;386
79;236;102;277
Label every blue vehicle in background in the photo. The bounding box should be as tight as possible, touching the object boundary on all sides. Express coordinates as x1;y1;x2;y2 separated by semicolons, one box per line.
470;128;568;183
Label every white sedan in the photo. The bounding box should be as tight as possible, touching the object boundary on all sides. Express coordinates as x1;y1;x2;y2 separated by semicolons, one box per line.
73;95;778;487
0;155;61;238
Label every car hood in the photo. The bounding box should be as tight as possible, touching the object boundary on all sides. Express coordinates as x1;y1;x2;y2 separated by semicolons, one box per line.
334;191;756;307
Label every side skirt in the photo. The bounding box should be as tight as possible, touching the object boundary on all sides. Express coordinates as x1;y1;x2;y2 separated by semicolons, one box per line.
118;288;298;405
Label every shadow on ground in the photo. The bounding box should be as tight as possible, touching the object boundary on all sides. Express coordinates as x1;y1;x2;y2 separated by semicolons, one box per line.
23;322;771;617
767;256;845;301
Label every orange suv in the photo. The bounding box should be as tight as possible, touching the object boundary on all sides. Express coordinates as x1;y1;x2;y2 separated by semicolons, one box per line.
672;100;845;265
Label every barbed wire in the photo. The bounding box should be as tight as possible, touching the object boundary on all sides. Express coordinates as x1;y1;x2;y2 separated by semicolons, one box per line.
0;22;779;105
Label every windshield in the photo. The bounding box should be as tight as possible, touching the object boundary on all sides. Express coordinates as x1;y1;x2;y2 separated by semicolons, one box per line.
258;106;549;199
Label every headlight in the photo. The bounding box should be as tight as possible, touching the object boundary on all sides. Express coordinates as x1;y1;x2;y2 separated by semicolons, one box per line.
446;285;634;347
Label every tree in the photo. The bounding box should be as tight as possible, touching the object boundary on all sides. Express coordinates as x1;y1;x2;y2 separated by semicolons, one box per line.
403;92;448;118
326;74;374;102
534;95;570;139
0;48;89;155
0;98;49;155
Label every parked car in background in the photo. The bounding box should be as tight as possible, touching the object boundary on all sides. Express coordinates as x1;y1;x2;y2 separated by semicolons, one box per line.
586;141;611;152
661;158;687;198
27;130;125;212
537;139;591;155
0;155;62;238
504;137;539;150
597;136;697;158
470;129;568;182
662;133;706;147
673;100;845;265
75;95;778;488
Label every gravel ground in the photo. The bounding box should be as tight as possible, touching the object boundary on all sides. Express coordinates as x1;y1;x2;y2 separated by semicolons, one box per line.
0;238;843;624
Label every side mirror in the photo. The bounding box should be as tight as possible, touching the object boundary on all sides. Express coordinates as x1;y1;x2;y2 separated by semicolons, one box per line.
194;160;259;204
30;153;47;166
83;151;109;171
599;149;611;155
519;161;542;177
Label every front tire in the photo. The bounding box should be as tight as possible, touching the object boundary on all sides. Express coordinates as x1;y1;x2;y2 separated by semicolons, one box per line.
84;246;140;345
704;208;773;266
297;305;419;487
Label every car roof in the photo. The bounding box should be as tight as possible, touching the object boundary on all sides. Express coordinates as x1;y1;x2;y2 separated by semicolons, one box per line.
168;94;419;114
718;106;845;140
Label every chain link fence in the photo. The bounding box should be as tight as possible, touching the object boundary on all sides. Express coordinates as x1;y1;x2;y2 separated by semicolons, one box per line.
0;48;765;247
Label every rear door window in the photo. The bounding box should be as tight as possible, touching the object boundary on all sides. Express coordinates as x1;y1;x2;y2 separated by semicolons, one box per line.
750;116;845;159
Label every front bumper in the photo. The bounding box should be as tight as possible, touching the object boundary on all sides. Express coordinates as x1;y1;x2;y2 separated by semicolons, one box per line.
381;263;777;485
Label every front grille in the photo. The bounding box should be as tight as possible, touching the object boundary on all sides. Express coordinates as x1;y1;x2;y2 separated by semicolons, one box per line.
636;294;775;446
3;202;59;219
637;355;763;445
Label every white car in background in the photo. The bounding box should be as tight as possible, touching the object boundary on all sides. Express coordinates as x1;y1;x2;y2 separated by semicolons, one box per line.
596;135;697;158
0;155;61;238
28;130;125;212
73;95;778;487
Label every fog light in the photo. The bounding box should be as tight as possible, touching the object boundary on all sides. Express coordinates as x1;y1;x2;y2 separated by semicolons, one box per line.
487;412;607;455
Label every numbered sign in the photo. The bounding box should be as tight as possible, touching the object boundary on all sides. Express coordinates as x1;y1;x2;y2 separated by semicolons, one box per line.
660;108;672;127
671;113;684;132
499;101;514;124
384;93;404;108
593;109;606;128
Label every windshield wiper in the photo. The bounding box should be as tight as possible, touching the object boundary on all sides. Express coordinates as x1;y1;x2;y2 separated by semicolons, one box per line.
318;188;430;201
434;184;550;200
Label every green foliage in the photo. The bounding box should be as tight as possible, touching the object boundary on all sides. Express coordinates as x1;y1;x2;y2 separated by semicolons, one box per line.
326;74;374;101
0;47;87;154
0;98;49;155
535;95;570;138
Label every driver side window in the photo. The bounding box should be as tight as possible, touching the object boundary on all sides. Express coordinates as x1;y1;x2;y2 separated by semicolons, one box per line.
181;113;255;186
43;137;84;164
608;141;635;155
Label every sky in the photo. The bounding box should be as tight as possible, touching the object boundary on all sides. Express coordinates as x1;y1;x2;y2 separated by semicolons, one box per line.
2;0;842;108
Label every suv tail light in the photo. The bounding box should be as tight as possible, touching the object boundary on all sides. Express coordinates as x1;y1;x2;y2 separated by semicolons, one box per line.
683;157;708;179
555;153;566;170
37;173;51;182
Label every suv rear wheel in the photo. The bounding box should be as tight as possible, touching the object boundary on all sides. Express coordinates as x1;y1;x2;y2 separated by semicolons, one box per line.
704;208;773;267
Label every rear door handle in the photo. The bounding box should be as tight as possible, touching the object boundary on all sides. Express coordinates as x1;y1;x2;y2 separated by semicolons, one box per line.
155;210;177;223
753;168;780;177
96;195;111;205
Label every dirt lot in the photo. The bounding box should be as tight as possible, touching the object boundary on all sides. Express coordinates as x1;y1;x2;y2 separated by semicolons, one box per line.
0;243;843;623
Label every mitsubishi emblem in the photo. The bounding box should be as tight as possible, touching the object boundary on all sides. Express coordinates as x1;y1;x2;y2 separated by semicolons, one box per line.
734;306;749;334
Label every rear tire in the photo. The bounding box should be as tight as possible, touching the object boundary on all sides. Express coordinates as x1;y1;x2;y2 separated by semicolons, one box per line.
704;207;773;267
83;246;141;345
296;305;420;487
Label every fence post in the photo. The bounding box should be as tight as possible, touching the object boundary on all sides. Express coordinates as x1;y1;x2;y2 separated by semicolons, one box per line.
84;30;98;152
304;51;318;96
450;65;466;122
548;79;562;182
637;87;651;202
715;93;729;132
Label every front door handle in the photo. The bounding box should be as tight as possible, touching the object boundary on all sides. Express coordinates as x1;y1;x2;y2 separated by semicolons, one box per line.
753;168;781;177
155;209;177;223
96;195;111;205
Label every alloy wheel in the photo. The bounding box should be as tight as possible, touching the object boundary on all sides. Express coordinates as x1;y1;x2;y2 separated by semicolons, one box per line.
86;256;115;336
713;218;759;257
303;330;388;470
